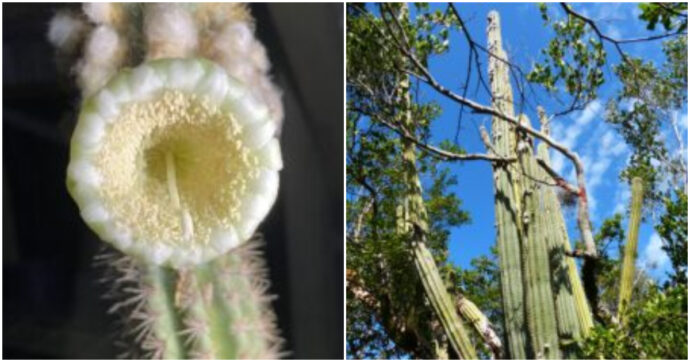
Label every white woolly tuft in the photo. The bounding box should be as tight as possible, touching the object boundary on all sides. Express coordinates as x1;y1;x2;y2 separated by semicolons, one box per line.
47;11;88;52
144;4;198;59
82;3;114;24
206;21;283;130
78;25;126;96
84;26;121;64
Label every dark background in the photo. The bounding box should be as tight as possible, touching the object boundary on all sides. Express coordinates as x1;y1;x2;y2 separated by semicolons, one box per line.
3;3;343;359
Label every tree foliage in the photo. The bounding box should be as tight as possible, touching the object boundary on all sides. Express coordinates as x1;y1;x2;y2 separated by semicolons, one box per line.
580;284;688;359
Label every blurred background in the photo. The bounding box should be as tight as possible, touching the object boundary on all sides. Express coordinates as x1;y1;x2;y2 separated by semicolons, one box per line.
2;3;343;359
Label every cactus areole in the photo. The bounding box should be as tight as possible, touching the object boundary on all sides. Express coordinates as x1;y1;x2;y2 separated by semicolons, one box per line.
67;58;282;268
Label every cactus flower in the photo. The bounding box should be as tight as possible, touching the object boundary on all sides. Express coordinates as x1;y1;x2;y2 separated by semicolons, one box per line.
67;57;282;268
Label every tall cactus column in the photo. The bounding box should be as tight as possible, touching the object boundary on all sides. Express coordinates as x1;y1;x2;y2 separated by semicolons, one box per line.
397;75;477;360
382;3;478;358
537;108;593;349
516;115;560;359
486;11;528;359
618;177;644;323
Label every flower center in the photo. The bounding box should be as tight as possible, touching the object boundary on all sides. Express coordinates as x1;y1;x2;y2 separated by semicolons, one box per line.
94;89;260;249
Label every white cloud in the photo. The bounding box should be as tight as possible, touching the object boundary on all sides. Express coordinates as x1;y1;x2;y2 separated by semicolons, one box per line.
550;150;565;176
575;100;602;126
557;100;603;150
675;111;688;132
605;25;622;40
639;233;670;271
600;130;627;157
613;186;631;214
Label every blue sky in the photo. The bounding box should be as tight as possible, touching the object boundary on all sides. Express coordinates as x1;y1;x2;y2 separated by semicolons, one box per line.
409;3;687;282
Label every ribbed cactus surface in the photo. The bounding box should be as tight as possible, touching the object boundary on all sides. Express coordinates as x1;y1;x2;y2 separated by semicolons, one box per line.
537;141;593;345
99;240;283;359
486;11;528;359
516;115;560;359
618;177;644;323
397;73;477;358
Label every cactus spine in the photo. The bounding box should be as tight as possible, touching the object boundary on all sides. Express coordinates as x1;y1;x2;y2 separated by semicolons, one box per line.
486;11;529;359
618;177;644;323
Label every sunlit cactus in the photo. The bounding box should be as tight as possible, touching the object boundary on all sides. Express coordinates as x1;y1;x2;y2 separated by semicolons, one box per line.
486;10;528;359
516;114;560;359
537;107;593;350
618;177;644;323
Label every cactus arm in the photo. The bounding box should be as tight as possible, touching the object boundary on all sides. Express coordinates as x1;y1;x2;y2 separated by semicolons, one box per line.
456;296;503;358
145;265;188;359
486;11;528;359
618;177;644;323
413;241;477;359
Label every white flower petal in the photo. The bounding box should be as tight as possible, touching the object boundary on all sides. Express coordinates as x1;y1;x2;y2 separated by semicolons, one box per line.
130;65;164;100
67;160;102;187
82;202;110;223
68;181;99;206
110;227;133;249
147;244;173;265
196;65;229;103
166;59;204;91
108;72;133;104
258;138;283;170
236;214;261;242
251;168;279;196
242;120;277;149
211;227;240;253
225;74;246;100
73;113;106;148
93;90;119;122
231;93;270;126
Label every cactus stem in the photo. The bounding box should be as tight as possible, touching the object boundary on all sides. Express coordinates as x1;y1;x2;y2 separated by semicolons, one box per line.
618;177;644;323
145;265;187;359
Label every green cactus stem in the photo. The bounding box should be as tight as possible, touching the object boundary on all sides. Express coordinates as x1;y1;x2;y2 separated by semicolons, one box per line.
145;265;188;359
618;177;644;323
398;91;477;359
537;142;593;340
455;295;503;358
412;240;477;359
486;10;528;359
536;107;593;347
517;114;560;359
390;16;476;353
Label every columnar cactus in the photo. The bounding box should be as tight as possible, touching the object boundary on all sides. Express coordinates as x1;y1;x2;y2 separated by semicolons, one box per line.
51;3;283;358
397;70;477;360
537;108;593;350
486;11;528;359
516;115;560;359
618;177;644;323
